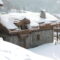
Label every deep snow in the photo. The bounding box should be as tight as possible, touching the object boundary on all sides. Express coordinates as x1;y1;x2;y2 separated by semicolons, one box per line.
29;42;60;60
0;37;54;60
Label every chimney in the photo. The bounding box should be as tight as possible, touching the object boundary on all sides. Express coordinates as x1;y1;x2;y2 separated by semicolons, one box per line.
40;10;46;19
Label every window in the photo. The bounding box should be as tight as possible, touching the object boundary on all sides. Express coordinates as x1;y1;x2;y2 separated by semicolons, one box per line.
37;34;40;41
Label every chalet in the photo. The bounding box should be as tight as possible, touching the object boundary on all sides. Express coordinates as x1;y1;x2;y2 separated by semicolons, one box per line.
0;11;59;48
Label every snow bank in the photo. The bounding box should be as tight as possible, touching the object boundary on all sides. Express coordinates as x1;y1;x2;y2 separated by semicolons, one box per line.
8;12;40;27
29;43;60;60
0;37;54;60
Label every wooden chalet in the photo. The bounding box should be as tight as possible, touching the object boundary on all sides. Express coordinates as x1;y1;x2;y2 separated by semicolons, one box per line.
0;17;54;48
0;10;57;48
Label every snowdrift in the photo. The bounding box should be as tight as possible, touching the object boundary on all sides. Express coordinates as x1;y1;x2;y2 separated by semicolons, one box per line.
0;37;54;60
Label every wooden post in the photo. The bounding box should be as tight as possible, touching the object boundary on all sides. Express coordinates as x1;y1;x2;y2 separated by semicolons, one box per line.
56;24;59;42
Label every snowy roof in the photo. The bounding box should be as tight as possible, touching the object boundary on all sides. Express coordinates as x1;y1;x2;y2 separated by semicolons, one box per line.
0;11;59;29
24;11;59;25
40;11;58;20
0;14;18;29
0;37;54;60
39;11;59;24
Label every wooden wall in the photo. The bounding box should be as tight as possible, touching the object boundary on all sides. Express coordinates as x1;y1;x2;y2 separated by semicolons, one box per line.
0;29;53;48
0;23;53;48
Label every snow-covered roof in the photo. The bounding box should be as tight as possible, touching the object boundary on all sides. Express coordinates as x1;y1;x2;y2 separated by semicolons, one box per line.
0;14;18;29
0;11;59;29
25;11;59;25
39;11;59;24
40;11;58;20
8;12;25;22
0;37;54;60
46;12;58;20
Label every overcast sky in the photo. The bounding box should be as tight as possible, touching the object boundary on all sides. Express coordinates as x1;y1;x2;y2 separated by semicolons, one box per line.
1;0;60;13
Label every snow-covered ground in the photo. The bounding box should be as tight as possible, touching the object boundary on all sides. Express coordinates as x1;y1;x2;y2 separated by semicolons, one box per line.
29;42;60;60
0;37;60;60
0;37;54;60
